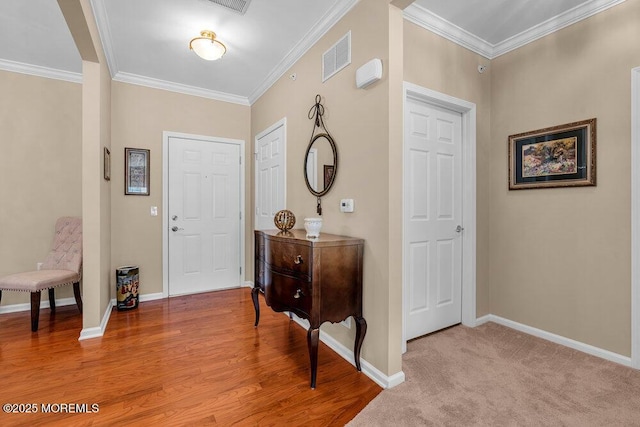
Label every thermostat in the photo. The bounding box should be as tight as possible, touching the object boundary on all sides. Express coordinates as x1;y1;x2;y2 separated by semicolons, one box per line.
340;199;354;213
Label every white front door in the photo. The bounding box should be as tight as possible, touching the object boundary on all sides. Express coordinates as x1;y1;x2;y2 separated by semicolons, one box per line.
404;97;463;340
168;135;241;296
255;119;286;230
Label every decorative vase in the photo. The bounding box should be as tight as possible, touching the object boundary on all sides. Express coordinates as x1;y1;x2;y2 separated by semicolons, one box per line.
304;217;323;238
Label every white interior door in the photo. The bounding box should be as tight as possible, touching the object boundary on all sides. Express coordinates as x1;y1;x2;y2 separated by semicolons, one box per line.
305;148;318;191
404;97;463;340
168;136;241;296
255;119;286;230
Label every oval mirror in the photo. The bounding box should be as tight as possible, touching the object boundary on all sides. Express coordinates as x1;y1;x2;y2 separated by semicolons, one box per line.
304;133;337;197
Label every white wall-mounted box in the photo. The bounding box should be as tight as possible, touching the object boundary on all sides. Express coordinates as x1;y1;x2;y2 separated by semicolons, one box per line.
356;58;382;89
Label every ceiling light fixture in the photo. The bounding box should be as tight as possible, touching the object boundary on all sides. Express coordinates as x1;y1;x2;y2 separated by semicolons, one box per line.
189;30;227;60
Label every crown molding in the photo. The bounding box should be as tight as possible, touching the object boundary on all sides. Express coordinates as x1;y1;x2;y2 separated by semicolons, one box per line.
492;0;627;58
0;59;82;83
113;71;250;106
89;0;117;78
404;0;626;60
403;3;493;59
89;0;359;105
248;0;359;104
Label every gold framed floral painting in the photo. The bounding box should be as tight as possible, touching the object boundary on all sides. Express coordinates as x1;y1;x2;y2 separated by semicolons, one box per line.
508;118;596;190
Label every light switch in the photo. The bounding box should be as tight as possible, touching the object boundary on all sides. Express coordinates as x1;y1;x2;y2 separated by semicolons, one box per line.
340;199;354;213
150;206;158;216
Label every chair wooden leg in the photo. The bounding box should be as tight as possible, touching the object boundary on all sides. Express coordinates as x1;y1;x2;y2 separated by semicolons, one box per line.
73;282;83;313
30;291;41;332
48;288;56;313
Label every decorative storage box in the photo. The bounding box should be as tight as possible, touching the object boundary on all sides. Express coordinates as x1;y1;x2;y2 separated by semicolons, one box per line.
116;266;139;311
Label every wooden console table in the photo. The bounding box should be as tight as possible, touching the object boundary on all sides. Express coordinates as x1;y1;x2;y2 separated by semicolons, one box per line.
252;229;366;389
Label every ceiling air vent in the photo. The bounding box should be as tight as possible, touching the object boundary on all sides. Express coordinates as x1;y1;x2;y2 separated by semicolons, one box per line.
322;31;351;82
207;0;251;15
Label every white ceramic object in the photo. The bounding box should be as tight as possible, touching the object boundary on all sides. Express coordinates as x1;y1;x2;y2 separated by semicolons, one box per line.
304;217;323;238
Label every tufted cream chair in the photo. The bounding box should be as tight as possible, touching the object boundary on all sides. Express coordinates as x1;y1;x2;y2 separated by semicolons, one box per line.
0;217;82;331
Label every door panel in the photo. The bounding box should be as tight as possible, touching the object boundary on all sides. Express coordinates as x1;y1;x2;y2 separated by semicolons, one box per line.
409;241;429;313
255;120;286;230
405;98;463;340
168;136;241;296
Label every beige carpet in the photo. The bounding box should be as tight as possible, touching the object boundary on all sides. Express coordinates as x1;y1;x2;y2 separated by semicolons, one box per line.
348;323;640;426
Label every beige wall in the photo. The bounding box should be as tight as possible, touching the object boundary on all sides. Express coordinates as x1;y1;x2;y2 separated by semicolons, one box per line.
99;59;112;325
490;1;640;356
3;0;636;372
59;0;114;330
110;82;251;297
403;20;493;319
0;71;82;306
251;0;403;376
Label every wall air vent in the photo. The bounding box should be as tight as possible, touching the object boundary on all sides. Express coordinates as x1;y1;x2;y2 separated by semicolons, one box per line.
207;0;251;15
322;31;351;82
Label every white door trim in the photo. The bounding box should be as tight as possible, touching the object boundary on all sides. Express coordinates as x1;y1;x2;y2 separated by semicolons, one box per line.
254;118;287;230
162;131;246;298
631;67;640;369
402;82;477;351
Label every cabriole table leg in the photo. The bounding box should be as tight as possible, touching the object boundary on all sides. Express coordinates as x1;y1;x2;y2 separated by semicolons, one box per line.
354;316;367;372
307;327;320;389
251;287;261;327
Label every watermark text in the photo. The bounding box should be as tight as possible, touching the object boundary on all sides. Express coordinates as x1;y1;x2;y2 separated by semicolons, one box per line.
3;403;100;414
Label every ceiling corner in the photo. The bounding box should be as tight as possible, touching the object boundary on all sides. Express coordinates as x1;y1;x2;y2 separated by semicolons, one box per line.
403;3;494;59
248;0;360;105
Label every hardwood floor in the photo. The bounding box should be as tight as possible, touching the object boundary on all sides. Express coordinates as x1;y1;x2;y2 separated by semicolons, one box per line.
0;288;381;426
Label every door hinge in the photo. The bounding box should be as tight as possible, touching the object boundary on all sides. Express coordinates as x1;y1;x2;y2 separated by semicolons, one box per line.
239;266;242;275
239;211;242;220
239;156;242;165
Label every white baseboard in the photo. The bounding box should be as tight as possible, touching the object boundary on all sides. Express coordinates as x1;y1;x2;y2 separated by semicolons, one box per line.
0;290;165;316
0;296;78;314
479;314;633;368
79;299;113;340
139;292;165;303
287;313;405;389
78;293;165;341
475;314;492;326
109;292;167;308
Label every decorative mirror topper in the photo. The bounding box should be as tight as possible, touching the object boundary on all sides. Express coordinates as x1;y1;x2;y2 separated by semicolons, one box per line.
304;94;338;215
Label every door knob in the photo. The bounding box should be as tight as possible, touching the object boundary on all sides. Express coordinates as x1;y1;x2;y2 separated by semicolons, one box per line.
456;225;464;233
171;226;184;232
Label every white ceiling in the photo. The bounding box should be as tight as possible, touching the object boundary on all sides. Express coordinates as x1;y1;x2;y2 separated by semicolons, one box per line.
0;0;625;105
407;0;625;58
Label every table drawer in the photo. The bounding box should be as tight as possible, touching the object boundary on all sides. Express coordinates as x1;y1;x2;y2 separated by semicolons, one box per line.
266;240;311;280
265;271;312;317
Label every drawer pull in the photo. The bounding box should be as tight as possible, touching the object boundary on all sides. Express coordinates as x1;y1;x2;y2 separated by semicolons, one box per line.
293;288;304;299
294;255;303;265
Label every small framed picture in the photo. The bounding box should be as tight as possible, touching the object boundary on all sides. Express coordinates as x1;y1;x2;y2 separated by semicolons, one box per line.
125;148;150;195
103;147;111;181
508;118;596;190
323;164;335;189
